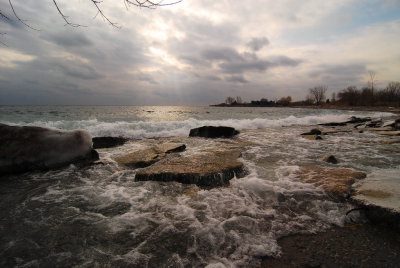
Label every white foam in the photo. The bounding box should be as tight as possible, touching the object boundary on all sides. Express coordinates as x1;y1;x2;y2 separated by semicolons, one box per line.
0;113;380;139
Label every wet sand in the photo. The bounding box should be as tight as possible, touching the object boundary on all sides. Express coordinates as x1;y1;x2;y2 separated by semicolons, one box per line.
261;222;400;267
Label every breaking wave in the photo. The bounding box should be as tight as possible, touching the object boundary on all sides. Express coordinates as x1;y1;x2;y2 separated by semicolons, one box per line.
2;111;393;139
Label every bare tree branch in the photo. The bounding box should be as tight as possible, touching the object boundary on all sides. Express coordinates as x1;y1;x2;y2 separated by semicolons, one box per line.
52;0;85;27
0;9;11;21
89;0;120;28
309;86;327;105
8;0;40;31
3;0;182;29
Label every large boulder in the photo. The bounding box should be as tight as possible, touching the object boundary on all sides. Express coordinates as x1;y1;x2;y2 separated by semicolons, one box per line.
189;126;239;138
135;150;246;188
0;124;98;175
296;166;366;200
114;143;186;168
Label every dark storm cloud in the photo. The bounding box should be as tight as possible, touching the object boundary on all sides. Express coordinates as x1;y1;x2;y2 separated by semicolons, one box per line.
54;60;103;80
205;75;222;81
201;47;242;61
219;60;271;74
246;37;270;51
309;63;368;89
309;64;367;78
225;75;249;83
134;72;159;85
217;53;301;74
197;45;301;75
44;32;93;47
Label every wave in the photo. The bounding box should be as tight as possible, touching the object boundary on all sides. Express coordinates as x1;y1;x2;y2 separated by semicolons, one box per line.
2;111;393;139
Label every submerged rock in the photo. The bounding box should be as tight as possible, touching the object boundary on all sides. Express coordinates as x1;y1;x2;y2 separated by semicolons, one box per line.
366;120;383;128
302;135;323;140
114;143;186;168
346;116;372;124
92;137;128;149
301;128;322;136
323;155;338;164
318;122;347;127
0;124;98;175
135;150;246;188
297;166;366;200
189;126;239;138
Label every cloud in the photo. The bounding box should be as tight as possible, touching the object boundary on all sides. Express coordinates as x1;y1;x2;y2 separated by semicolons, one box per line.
309;64;367;78
44;31;93;47
247;37;270;51
225;75;249;83
54;60;103;80
201;47;242;61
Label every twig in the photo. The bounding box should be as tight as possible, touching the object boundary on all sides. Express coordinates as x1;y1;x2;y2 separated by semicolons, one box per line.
8;0;40;30
52;0;85;27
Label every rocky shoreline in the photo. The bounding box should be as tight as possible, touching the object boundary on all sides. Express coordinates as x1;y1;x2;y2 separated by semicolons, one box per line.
1;115;400;266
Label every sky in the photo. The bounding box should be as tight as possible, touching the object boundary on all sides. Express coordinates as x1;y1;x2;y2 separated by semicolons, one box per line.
0;0;400;105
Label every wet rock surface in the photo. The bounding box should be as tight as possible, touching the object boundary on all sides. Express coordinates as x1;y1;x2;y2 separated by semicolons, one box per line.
0;124;98;175
92;136;129;149
135;150;245;188
301;128;322;135
114;143;186;168
297;166;366;200
189;126;239;138
323;155;338;164
262;223;400;268
302;134;323;140
351;169;400;230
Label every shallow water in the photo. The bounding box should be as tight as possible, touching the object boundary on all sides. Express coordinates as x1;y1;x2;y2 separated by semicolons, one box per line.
0;106;399;267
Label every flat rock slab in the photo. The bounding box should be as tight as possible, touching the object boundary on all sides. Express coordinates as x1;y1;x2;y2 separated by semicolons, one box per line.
114;143;186;168
135;150;245;188
351;169;400;230
374;131;400;136
297;166;366;200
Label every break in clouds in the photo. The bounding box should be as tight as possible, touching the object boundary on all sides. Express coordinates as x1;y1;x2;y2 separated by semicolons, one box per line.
0;0;400;104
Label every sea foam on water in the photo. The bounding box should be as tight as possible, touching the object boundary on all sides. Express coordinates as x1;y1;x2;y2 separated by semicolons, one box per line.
0;106;398;267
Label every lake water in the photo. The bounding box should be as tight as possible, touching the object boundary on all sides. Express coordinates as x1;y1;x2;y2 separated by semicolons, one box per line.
0;106;398;267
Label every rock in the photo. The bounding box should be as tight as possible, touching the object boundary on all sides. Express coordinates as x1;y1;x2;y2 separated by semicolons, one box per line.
301;128;322;135
351;170;400;230
189;126;239;138
0;124;98;175
302;135;323;140
323;155;338;164
297;166;366;200
381;139;400;144
135;150;246;188
318;122;347;126
386;118;400;130
375;131;400;136
92;137;128;149
346;116;372;124
114;143;186;168
366;120;383;128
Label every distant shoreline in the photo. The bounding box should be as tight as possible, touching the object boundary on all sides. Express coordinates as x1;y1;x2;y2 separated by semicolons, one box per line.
211;103;400;114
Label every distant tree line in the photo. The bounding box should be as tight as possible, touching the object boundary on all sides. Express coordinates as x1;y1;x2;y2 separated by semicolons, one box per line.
216;80;399;108
336;82;400;106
